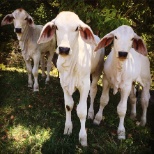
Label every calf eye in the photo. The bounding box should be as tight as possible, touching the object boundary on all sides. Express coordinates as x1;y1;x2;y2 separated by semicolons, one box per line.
131;38;134;41
25;17;28;20
115;36;117;39
75;27;78;31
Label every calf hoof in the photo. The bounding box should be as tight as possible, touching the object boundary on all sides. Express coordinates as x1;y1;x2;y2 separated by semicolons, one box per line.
33;88;39;92
28;84;33;88
45;76;50;84
79;136;87;147
130;113;136;120
140;118;146;126
93;114;102;125
64;123;73;135
79;131;87;147
45;80;49;85
87;110;94;120
117;130;125;140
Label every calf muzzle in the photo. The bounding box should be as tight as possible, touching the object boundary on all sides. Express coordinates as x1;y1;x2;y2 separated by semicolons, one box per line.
15;28;22;33
118;51;128;58
59;47;70;55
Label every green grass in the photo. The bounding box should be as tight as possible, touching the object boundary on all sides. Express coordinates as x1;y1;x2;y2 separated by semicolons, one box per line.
0;65;153;154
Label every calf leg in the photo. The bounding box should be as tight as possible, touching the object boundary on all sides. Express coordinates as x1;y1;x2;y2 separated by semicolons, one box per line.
63;90;74;135
88;73;100;119
77;79;90;146
25;59;33;88
117;85;131;139
40;53;46;77
140;83;150;126
129;84;137;120
93;76;109;125
32;54;40;91
46;50;54;84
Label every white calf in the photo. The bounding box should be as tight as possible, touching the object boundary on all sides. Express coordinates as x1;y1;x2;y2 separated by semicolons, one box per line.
38;11;104;146
1;8;56;91
94;25;151;139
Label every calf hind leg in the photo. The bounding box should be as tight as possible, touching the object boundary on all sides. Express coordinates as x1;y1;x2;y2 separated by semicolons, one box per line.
88;73;100;119
93;76;109;125
140;84;150;126
129;84;137;120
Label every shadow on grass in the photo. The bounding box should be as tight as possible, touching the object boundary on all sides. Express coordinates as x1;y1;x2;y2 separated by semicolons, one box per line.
0;69;154;153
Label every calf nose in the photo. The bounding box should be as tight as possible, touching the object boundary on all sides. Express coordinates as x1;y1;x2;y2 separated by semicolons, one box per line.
59;47;70;55
15;28;22;33
118;51;128;58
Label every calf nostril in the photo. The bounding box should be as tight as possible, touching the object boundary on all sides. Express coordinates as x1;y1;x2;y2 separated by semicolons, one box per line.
15;28;22;33
118;51;128;58
59;47;70;55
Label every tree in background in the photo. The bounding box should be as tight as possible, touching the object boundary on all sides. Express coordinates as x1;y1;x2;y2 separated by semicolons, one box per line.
0;0;154;76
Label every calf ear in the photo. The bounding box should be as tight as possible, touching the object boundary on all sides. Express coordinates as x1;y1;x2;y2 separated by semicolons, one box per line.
133;34;147;56
79;21;96;45
37;21;56;44
94;33;114;51
1;14;14;26
25;15;35;27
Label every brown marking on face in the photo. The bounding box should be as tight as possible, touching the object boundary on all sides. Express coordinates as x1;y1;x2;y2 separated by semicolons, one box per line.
18;8;23;12
66;105;70;111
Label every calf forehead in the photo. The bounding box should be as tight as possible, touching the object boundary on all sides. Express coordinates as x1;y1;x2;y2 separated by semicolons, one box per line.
12;8;28;19
55;11;80;29
116;25;134;38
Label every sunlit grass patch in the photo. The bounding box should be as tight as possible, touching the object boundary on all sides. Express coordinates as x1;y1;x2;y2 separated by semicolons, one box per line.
6;125;52;153
0;63;59;78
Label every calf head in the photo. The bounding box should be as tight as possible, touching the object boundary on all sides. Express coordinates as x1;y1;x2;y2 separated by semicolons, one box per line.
37;11;96;56
95;25;147;59
1;8;34;40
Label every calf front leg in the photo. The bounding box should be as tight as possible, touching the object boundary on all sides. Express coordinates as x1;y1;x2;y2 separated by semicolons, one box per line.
77;79;90;146
63;90;74;135
94;76;109;125
117;85;131;140
25;59;33;88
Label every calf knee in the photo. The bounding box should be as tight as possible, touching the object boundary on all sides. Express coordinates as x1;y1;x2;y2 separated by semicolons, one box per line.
100;95;109;106
77;104;87;120
117;105;126;117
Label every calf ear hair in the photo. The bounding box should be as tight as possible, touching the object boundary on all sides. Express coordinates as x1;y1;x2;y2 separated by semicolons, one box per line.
25;15;34;27
133;34;147;56
1;14;14;26
95;33;114;51
79;21;96;45
79;26;96;44
37;21;56;44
